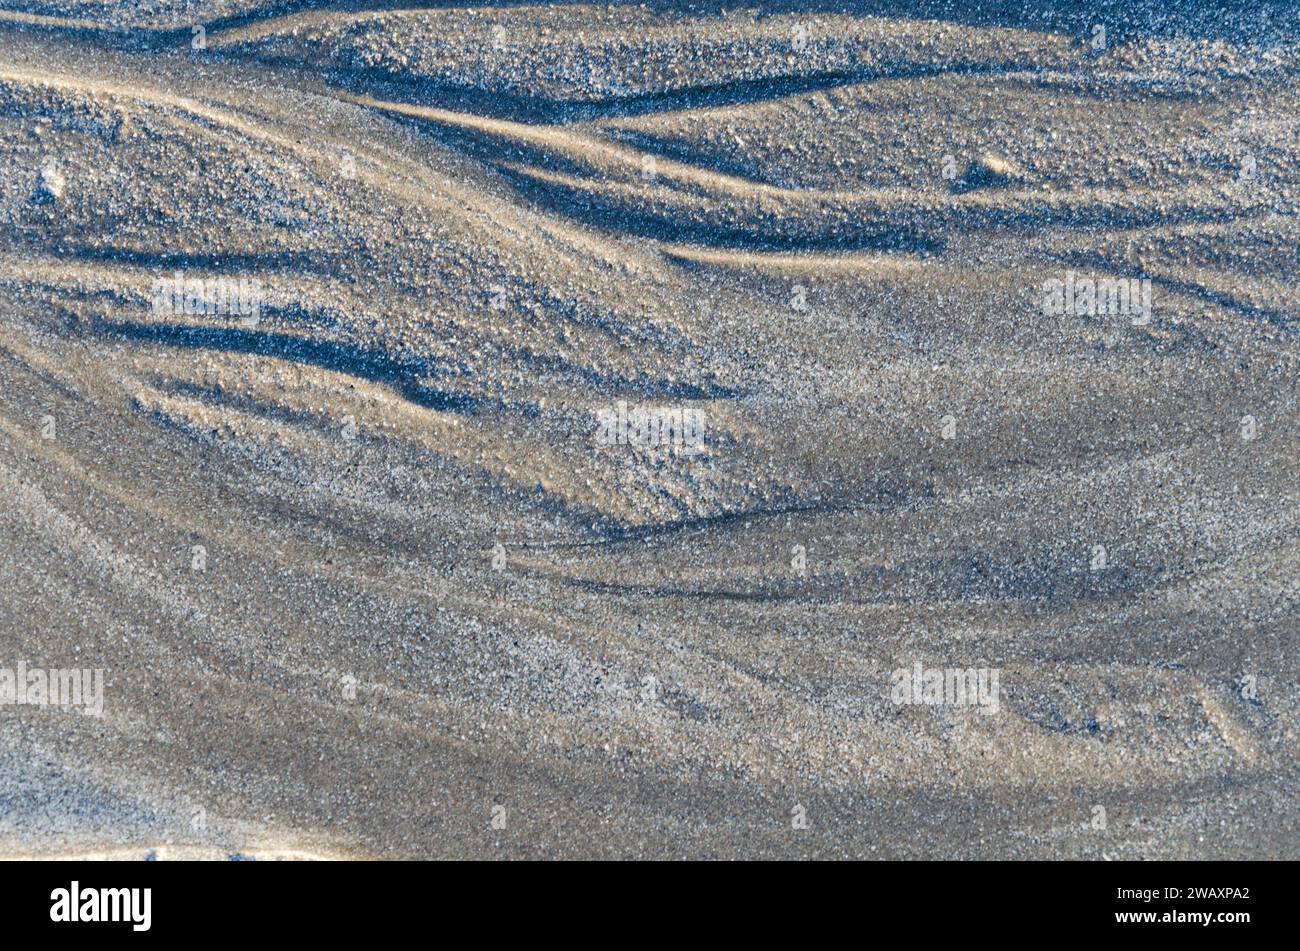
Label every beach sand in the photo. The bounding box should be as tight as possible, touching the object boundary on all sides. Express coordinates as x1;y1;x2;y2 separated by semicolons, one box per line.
0;1;1296;858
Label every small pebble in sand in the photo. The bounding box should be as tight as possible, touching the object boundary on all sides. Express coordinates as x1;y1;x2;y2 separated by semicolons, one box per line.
957;153;1021;190
976;154;1019;179
34;162;66;203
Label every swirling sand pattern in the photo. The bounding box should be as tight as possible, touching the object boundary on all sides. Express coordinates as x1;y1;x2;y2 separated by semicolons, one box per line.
0;2;1296;858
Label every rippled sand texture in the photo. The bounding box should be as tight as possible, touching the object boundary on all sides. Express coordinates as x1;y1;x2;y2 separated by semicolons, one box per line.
1;2;1297;859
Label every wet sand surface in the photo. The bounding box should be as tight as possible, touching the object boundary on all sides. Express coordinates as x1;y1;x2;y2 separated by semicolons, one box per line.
0;1;1297;858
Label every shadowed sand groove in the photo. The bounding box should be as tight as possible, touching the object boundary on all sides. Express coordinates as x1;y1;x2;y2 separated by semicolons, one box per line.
0;1;1297;860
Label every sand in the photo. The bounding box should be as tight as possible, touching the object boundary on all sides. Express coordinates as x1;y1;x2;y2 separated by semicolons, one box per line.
0;1;1296;859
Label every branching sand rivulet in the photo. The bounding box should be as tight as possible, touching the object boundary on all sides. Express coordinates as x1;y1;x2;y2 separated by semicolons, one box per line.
0;1;1297;859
